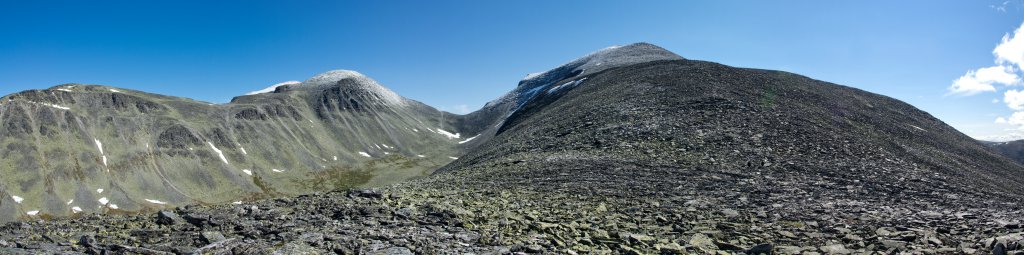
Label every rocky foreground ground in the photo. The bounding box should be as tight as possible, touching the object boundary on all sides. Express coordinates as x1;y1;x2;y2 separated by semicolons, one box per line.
0;159;1022;255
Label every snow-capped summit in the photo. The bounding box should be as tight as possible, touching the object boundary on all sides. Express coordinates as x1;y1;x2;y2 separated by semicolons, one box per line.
301;69;407;106
516;43;681;89
247;81;301;95
484;42;683;119
303;70;368;86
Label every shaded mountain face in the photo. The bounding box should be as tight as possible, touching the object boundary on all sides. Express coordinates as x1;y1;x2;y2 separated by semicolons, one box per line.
443;46;1024;202
454;42;684;146
0;71;471;222
985;140;1024;165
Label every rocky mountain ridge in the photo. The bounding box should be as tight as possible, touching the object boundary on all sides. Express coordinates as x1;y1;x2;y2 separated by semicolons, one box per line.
0;70;470;222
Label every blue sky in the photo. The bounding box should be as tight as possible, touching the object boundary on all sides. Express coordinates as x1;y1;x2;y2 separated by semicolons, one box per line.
2;1;1023;140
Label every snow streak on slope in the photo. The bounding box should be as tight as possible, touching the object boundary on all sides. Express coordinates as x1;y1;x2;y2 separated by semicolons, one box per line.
95;139;108;168
208;142;229;165
437;129;460;139
487;43;684;125
247;81;301;95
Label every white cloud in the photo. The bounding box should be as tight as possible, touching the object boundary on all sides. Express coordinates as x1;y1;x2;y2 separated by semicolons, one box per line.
1006;111;1024;128
950;74;996;95
995;98;1002;103
979;65;1020;84
997;116;1009;123
1006;90;1024;110
996;22;1024;70
949;65;1019;95
952;21;1024;96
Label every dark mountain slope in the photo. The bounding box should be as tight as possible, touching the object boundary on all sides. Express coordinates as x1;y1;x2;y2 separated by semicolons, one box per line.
985;140;1024;165
444;59;1024;201
454;42;684;146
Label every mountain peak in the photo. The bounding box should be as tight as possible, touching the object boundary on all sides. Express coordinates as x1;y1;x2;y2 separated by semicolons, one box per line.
303;70;369;86
480;42;684;119
518;42;682;85
302;69;407;106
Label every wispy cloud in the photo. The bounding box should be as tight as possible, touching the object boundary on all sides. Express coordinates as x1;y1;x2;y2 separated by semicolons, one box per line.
992;1;1011;12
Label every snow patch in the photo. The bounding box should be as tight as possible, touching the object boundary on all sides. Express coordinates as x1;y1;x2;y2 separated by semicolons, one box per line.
11;196;23;203
98;197;109;205
448;156;459;160
145;199;167;205
524;72;543;80
108;204;118;209
240;147;247;155
67;199;74;205
437;129;461;139
109;89;121;93
232;201;242;205
42;103;70;110
207;142;229;165
358;151;371;157
26;211;39;216
95;139;107;167
242;169;253;176
94;139;104;155
72;207;82;213
272;169;284;173
303;70;407;106
333;156;338;161
458;134;480;144
417;155;426;158
909;125;927;132
548;78;587;95
97;188;104;194
247;81;301;95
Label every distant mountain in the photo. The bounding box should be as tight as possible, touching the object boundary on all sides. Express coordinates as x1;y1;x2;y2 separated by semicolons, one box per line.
0;70;471;222
984;139;1024;165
